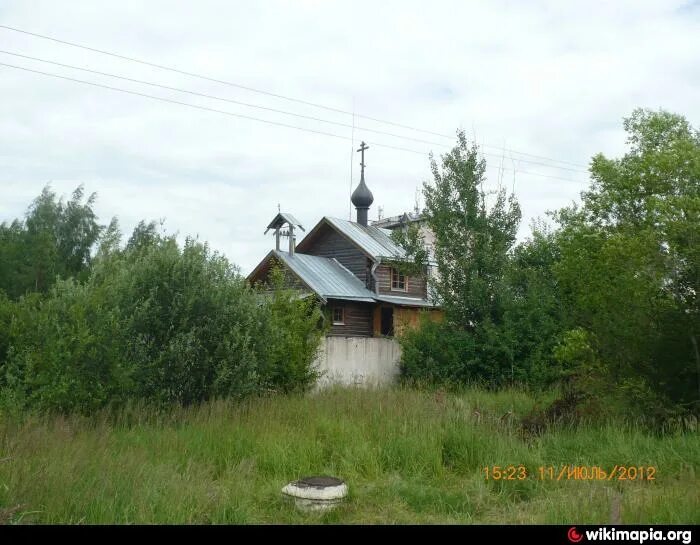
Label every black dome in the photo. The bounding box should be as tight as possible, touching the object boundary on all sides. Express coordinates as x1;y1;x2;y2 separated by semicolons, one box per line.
351;175;374;208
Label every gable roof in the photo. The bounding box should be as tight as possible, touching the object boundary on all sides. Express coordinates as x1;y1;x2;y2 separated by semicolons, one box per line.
249;250;376;303
247;249;437;307
264;212;305;234
296;216;407;261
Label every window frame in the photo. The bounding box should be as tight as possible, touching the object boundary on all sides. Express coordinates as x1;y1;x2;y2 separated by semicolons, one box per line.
390;267;408;292
332;306;345;325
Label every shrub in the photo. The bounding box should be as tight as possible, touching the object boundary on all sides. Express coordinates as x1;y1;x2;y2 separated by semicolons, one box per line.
399;313;567;390
0;291;13;376
1;236;323;413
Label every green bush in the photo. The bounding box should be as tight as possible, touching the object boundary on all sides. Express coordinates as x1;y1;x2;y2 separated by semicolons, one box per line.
256;275;324;393
3;282;127;411
1;236;323;413
0;291;13;375
400;110;699;426
399;312;567;390
399;317;464;385
398;316;529;388
552;109;700;420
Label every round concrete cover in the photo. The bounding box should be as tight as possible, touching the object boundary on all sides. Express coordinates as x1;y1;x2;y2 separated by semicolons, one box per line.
282;476;348;501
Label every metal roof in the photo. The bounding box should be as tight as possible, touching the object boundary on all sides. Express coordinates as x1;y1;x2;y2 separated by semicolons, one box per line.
324;217;407;260
250;249;437;307
372;211;424;229
375;295;437;308
273;250;376;303
264;212;305;234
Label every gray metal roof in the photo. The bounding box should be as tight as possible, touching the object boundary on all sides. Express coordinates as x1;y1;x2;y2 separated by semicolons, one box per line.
252;249;436;307
374;295;437;308
372;211;424;229
324;217;407;260
264;212;305;234
273;250;376;303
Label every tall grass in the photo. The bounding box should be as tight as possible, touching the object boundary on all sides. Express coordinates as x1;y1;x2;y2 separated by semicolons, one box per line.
0;387;697;524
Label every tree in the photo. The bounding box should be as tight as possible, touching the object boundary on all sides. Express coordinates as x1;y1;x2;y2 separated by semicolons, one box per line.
0;187;324;412
501;222;571;385
2;228;324;412
401;130;521;328
0;185;103;298
395;131;523;386
0;291;11;374
555;108;700;417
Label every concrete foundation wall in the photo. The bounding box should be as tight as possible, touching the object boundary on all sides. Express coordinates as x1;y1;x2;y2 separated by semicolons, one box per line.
314;336;402;388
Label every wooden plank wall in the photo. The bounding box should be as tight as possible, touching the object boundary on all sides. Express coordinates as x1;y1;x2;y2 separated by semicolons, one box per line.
303;224;371;285
375;264;427;298
326;300;374;337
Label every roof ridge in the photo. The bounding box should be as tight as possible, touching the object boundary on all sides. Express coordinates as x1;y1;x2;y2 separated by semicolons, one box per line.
328;216;393;234
324;215;356;225
299;215;407;261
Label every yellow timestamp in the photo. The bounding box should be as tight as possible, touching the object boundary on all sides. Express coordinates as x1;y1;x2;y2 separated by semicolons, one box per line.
482;465;528;480
483;465;658;481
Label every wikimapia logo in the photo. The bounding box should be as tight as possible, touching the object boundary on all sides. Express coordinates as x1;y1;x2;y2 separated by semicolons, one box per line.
568;528;584;543
567;527;693;544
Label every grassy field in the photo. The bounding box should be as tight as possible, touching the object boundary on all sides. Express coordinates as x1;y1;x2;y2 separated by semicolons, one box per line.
0;387;697;524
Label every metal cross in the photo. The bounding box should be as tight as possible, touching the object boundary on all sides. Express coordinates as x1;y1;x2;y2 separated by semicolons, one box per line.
357;141;369;172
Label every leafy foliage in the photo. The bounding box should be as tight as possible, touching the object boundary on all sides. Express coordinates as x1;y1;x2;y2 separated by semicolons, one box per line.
554;108;700;418
500;224;571;386
421;131;521;327
257;267;324;393
0;203;322;413
389;222;431;280
0;291;12;380
0;185;103;298
2;109;698;425
398;131;559;388
400;110;699;423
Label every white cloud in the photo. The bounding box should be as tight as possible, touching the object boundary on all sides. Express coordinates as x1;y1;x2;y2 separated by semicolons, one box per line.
1;0;698;271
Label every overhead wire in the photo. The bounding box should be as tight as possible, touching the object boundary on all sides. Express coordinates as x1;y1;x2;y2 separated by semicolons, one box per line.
0;24;589;169
0;60;587;184
0;49;588;174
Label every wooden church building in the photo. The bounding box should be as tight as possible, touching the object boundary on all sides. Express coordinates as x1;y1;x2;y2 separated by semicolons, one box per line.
247;142;440;338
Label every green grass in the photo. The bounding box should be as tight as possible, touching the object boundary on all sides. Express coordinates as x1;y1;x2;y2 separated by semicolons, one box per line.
0;387;697;524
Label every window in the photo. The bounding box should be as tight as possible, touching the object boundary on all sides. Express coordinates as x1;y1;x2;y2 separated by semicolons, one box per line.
391;267;407;291
332;307;344;325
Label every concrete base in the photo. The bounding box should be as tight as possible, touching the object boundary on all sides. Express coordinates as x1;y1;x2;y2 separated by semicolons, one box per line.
314;336;402;388
282;476;348;512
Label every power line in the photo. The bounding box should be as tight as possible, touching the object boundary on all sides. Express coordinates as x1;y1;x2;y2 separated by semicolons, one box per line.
0;25;438;132
0;60;434;155
0;62;351;139
2;49;588;174
0;61;587;185
0;50;359;127
0;24;589;169
0;49;587;174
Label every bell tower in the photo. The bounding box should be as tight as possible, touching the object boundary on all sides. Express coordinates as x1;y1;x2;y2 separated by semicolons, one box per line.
264;212;305;255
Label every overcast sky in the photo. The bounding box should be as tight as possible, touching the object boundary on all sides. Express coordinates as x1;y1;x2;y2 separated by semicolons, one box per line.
1;0;698;272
